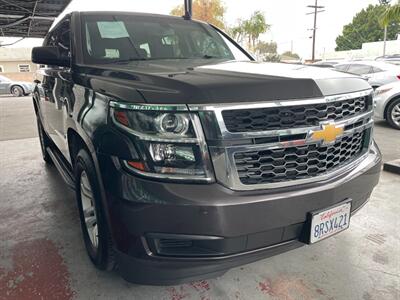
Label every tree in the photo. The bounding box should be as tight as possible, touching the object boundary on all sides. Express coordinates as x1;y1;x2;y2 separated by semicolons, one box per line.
381;0;400;26
281;51;300;59
229;20;247;45
170;0;226;29
244;11;270;50
229;11;270;51
335;4;400;51
261;53;281;62
254;41;280;62
255;41;277;54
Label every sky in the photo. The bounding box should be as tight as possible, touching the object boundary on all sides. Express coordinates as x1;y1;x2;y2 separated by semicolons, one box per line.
0;0;381;59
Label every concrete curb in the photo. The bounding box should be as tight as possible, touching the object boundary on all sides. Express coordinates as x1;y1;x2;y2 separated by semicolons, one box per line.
383;159;400;175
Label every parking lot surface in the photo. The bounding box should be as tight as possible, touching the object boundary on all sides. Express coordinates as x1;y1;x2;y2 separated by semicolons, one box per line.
0;96;399;300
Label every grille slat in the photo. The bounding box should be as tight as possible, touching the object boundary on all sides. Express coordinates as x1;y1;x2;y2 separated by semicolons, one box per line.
222;97;368;133
235;132;365;185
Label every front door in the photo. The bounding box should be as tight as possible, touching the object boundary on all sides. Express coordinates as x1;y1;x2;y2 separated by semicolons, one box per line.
37;17;73;162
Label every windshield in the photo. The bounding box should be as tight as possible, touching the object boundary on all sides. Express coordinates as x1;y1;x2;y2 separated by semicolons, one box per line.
82;14;250;64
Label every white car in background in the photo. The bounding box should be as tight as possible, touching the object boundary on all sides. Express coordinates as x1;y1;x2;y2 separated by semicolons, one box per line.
334;61;400;89
374;82;400;130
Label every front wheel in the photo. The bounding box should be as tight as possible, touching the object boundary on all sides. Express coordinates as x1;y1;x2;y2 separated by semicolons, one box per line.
386;98;400;130
11;86;24;97
74;149;115;271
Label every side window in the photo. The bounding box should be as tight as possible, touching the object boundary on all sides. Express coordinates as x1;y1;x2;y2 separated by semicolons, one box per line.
56;21;71;60
335;64;348;71
44;32;55;47
347;64;372;75
372;67;383;73
45;19;71;60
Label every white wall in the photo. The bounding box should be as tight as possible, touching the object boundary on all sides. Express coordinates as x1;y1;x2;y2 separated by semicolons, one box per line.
322;39;400;60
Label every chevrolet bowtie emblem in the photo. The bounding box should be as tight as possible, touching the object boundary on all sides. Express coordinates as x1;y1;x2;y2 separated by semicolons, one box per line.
311;123;344;144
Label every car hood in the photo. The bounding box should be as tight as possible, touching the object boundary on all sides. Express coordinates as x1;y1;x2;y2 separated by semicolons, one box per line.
76;60;371;104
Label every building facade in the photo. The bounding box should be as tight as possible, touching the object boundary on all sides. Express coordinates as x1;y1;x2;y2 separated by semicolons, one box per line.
0;48;38;82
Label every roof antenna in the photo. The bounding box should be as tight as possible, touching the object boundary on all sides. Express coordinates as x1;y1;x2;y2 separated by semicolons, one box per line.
184;0;192;20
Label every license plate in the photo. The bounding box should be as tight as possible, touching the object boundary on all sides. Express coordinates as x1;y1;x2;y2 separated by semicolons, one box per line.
309;201;352;244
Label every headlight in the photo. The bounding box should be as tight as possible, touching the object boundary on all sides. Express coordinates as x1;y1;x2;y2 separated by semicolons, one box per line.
155;113;190;135
110;102;214;182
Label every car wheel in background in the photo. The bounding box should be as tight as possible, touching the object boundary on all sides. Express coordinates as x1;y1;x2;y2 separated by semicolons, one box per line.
11;85;24;97
386;98;400;130
36;116;53;164
74;148;116;271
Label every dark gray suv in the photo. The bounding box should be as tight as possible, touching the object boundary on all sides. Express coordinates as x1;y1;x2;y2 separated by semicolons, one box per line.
31;11;381;285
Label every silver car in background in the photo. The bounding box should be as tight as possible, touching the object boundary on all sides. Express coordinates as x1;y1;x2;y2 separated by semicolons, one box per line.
334;61;400;89
376;54;400;66
374;81;400;130
0;75;33;97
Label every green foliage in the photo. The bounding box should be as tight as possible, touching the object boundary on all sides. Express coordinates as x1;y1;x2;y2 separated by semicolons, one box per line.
255;41;277;54
229;20;247;44
255;41;279;62
230;11;270;50
336;4;400;51
245;11;270;50
381;1;400;26
281;51;300;59
262;54;281;62
170;0;226;29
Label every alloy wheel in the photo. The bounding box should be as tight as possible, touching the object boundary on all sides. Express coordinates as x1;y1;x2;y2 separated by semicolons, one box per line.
80;171;99;249
12;86;22;97
391;103;400;127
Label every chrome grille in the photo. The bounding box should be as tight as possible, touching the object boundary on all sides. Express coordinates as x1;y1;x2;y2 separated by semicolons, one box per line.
222;96;369;133
234;131;366;185
190;90;374;191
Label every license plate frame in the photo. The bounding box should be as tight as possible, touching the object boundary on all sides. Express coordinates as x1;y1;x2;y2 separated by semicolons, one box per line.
308;199;352;244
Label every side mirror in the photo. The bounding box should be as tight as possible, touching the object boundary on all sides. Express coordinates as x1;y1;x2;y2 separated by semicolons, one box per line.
32;46;70;67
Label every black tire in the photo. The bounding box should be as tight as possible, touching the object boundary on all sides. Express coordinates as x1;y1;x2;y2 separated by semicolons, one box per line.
36;116;53;164
386;98;400;130
74;148;115;271
11;85;24;97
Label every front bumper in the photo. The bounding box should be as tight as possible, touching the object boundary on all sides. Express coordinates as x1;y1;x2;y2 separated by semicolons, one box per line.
98;142;381;285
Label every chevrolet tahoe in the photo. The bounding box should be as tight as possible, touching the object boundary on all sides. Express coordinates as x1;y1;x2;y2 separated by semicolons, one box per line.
31;11;382;285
